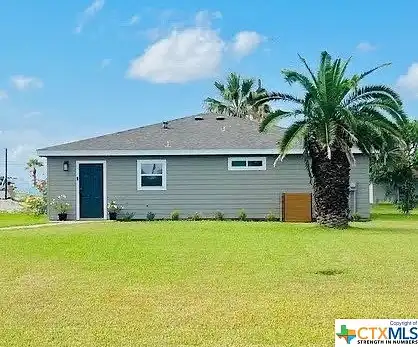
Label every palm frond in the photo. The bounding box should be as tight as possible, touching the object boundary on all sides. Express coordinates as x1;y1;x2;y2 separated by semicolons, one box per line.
281;70;316;95
279;120;308;159
259;109;301;132
357;63;391;82
252;91;304;107
214;81;225;95
297;54;318;86
204;97;228;114
343;85;403;108
241;78;255;97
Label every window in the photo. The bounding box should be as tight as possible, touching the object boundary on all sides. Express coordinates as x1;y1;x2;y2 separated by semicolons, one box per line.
137;160;167;190
228;157;266;171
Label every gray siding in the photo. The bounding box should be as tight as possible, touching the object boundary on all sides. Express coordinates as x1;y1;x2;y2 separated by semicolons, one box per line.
47;154;370;220
372;182;418;203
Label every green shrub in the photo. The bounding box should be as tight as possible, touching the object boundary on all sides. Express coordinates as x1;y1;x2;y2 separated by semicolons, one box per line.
146;211;156;221
237;209;247;221
213;211;225;221
397;180;418;214
351;213;361;222
190;212;201;221
170;210;180;221
265;211;278;222
23;195;47;215
50;195;71;214
118;212;135;222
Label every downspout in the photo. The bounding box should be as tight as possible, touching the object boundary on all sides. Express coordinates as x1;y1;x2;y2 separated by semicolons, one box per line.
350;182;358;214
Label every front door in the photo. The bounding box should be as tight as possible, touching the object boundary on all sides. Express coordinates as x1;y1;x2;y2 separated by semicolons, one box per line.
79;163;104;218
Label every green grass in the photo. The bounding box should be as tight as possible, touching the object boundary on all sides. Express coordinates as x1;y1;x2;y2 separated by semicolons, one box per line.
0;207;417;346
371;202;418;221
0;212;48;228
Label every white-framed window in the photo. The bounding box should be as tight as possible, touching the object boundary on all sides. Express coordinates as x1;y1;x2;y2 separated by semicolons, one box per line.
228;157;267;171
137;159;167;190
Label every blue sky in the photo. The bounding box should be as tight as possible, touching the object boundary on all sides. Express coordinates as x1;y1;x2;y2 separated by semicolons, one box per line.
1;0;418;189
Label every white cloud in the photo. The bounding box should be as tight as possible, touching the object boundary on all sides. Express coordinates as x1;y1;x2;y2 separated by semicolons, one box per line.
101;58;111;69
231;31;264;57
23;111;42;119
139;27;164;42
127;27;224;83
356;42;377;52
85;0;105;16
10;75;43;90
75;0;105;34
195;10;222;27
0;90;8;100
397;63;418;98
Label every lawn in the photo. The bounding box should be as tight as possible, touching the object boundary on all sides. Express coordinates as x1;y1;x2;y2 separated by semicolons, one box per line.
0;212;48;228
0;207;416;346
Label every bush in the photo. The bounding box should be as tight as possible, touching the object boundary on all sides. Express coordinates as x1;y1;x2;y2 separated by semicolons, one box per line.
170;210;180;221
213;210;225;221
190;212;201;221
397;180;418;214
108;200;123;213
118;212;135;222
237;209;247;221
146;211;156;221
24;195;47;215
50;195;71;214
265;211;278;222
351;213;361;222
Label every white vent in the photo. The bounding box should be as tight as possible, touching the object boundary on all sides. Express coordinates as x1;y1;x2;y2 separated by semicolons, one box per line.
194;116;204;120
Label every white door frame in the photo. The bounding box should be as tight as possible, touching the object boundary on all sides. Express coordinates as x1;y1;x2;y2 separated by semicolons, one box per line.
76;160;107;220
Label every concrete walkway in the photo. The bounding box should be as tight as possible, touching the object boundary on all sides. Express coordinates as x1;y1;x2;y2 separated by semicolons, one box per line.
0;221;103;231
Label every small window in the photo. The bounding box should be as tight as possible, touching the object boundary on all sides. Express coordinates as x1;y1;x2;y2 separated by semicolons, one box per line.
137;160;166;190
228;157;266;171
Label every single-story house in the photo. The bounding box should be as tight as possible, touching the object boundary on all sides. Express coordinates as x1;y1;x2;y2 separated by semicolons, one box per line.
37;113;370;220
369;181;418;204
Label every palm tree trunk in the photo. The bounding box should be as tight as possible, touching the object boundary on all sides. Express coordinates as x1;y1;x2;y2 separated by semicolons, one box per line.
32;168;37;187
310;145;350;228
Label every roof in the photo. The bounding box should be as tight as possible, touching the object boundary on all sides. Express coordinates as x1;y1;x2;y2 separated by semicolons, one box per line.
38;113;290;157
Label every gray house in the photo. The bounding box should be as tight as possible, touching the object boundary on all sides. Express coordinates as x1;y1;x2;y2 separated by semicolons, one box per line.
370;182;418;204
37;113;370;220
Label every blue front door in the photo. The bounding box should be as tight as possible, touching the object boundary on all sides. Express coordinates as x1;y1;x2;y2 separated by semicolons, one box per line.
79;164;104;218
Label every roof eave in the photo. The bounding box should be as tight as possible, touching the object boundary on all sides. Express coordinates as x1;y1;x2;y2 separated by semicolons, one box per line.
37;148;363;157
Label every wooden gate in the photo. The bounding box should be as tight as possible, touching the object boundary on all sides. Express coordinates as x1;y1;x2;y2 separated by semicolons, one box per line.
282;193;312;222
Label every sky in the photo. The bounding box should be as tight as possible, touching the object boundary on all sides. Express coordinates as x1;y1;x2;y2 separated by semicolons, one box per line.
1;0;418;190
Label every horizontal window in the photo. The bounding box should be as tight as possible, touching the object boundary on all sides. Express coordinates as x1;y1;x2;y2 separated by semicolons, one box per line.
137;160;167;190
228;157;266;171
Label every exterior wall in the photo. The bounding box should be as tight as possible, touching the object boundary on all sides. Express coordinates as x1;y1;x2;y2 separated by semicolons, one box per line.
46;154;370;220
371;182;418;204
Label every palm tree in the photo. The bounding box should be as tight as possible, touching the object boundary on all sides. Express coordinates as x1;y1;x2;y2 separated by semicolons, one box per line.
255;51;405;228
371;118;418;213
26;158;44;186
204;72;270;121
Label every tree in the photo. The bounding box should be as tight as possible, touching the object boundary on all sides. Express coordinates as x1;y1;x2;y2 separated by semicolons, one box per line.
26;158;44;186
254;51;404;228
371;119;418;213
204;72;270;121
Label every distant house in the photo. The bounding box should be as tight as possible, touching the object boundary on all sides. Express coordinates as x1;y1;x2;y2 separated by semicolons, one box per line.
370;180;418;204
37;113;370;220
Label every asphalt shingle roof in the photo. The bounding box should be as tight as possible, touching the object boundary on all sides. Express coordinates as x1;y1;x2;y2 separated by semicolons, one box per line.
39;113;286;152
